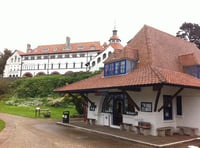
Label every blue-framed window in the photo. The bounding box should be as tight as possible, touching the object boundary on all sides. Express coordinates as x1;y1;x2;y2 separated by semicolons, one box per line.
184;65;200;78
104;60;126;76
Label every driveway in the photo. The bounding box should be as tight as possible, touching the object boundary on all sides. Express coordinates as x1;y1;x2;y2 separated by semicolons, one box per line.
0;113;147;148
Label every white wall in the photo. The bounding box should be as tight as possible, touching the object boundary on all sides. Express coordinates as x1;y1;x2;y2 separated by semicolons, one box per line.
86;86;200;136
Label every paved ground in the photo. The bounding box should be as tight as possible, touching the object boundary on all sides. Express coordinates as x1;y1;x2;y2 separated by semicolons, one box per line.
0;113;200;148
0;113;153;148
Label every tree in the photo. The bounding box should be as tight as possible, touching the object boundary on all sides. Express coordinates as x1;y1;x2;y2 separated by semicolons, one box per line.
176;22;200;49
0;49;12;76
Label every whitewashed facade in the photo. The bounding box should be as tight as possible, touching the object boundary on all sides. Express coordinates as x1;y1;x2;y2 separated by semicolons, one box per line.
4;29;123;77
86;86;200;136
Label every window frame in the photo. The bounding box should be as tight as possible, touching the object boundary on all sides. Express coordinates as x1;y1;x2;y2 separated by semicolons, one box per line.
104;60;126;77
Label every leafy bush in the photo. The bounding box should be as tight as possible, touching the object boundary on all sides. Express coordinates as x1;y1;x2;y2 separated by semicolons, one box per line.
9;71;100;98
0;119;5;131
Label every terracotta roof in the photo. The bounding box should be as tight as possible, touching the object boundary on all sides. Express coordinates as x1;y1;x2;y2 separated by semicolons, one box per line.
104;45;138;63
178;53;200;66
128;25;200;71
54;25;200;93
54;66;200;93
110;42;123;50
22;41;103;55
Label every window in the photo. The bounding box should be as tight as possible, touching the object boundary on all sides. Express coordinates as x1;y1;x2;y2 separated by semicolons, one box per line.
184;65;200;79
73;62;75;68
31;56;35;60
80;53;85;57
81;62;83;68
92;61;95;67
37;56;41;59
65;54;69;58
43;55;48;59
66;63;68;69
141;102;152;112
77;46;84;50
90;46;96;50
51;64;53;69
104;60;126;77
97;57;101;63
103;53;106;59
176;96;182;116
50;55;55;59
120;61;126;73
115;62;120;74
102;93;137;115
72;54;77;58
24;56;29;60
43;48;49;52
163;95;173;120
108;63;114;75
58;54;63;58
37;64;40;70
58;63;61;69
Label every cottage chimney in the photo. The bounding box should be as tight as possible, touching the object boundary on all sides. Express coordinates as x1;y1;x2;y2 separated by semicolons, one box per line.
27;44;32;52
65;36;71;49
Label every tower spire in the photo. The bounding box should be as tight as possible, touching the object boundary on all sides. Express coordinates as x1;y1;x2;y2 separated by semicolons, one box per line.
109;22;121;43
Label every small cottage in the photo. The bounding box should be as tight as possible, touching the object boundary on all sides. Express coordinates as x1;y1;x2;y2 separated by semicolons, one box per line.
55;25;200;136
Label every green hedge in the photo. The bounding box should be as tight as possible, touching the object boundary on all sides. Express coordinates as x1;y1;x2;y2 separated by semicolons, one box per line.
9;71;100;98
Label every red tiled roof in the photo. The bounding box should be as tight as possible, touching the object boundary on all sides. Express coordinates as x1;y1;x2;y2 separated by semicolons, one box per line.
54;66;200;93
178;53;200;66
54;25;200;93
22;41;103;55
110;42;123;50
128;25;200;71
104;45;138;63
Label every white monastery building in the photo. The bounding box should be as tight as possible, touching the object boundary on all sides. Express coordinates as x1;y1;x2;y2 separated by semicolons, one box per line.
3;29;123;77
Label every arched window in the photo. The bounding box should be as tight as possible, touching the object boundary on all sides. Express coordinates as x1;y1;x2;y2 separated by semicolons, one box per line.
103;53;106;59
97;57;101;63
92;61;95;67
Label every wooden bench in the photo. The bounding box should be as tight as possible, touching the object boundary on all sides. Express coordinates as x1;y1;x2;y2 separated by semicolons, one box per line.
120;123;132;131
177;126;198;136
35;108;51;118
134;122;151;136
157;127;174;136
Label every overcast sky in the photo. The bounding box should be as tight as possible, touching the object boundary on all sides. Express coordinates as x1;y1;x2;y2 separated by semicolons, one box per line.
0;0;199;52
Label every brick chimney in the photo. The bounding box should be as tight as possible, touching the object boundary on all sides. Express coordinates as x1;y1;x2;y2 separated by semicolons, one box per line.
65;36;71;49
27;44;32;53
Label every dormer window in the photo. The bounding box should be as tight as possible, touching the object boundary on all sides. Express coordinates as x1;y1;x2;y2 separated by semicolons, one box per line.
90;46;96;50
183;65;200;78
104;60;126;77
77;46;84;50
43;48;49;52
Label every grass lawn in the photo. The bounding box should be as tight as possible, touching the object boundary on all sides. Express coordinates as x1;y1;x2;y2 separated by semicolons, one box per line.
0;119;5;131
0;102;78;119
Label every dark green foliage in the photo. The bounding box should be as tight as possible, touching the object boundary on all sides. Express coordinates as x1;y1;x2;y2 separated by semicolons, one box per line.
176;22;200;49
9;71;101;98
0;49;12;76
64;94;84;114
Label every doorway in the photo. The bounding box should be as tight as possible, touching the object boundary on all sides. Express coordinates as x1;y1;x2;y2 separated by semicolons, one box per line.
163;95;173;120
113;94;124;125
